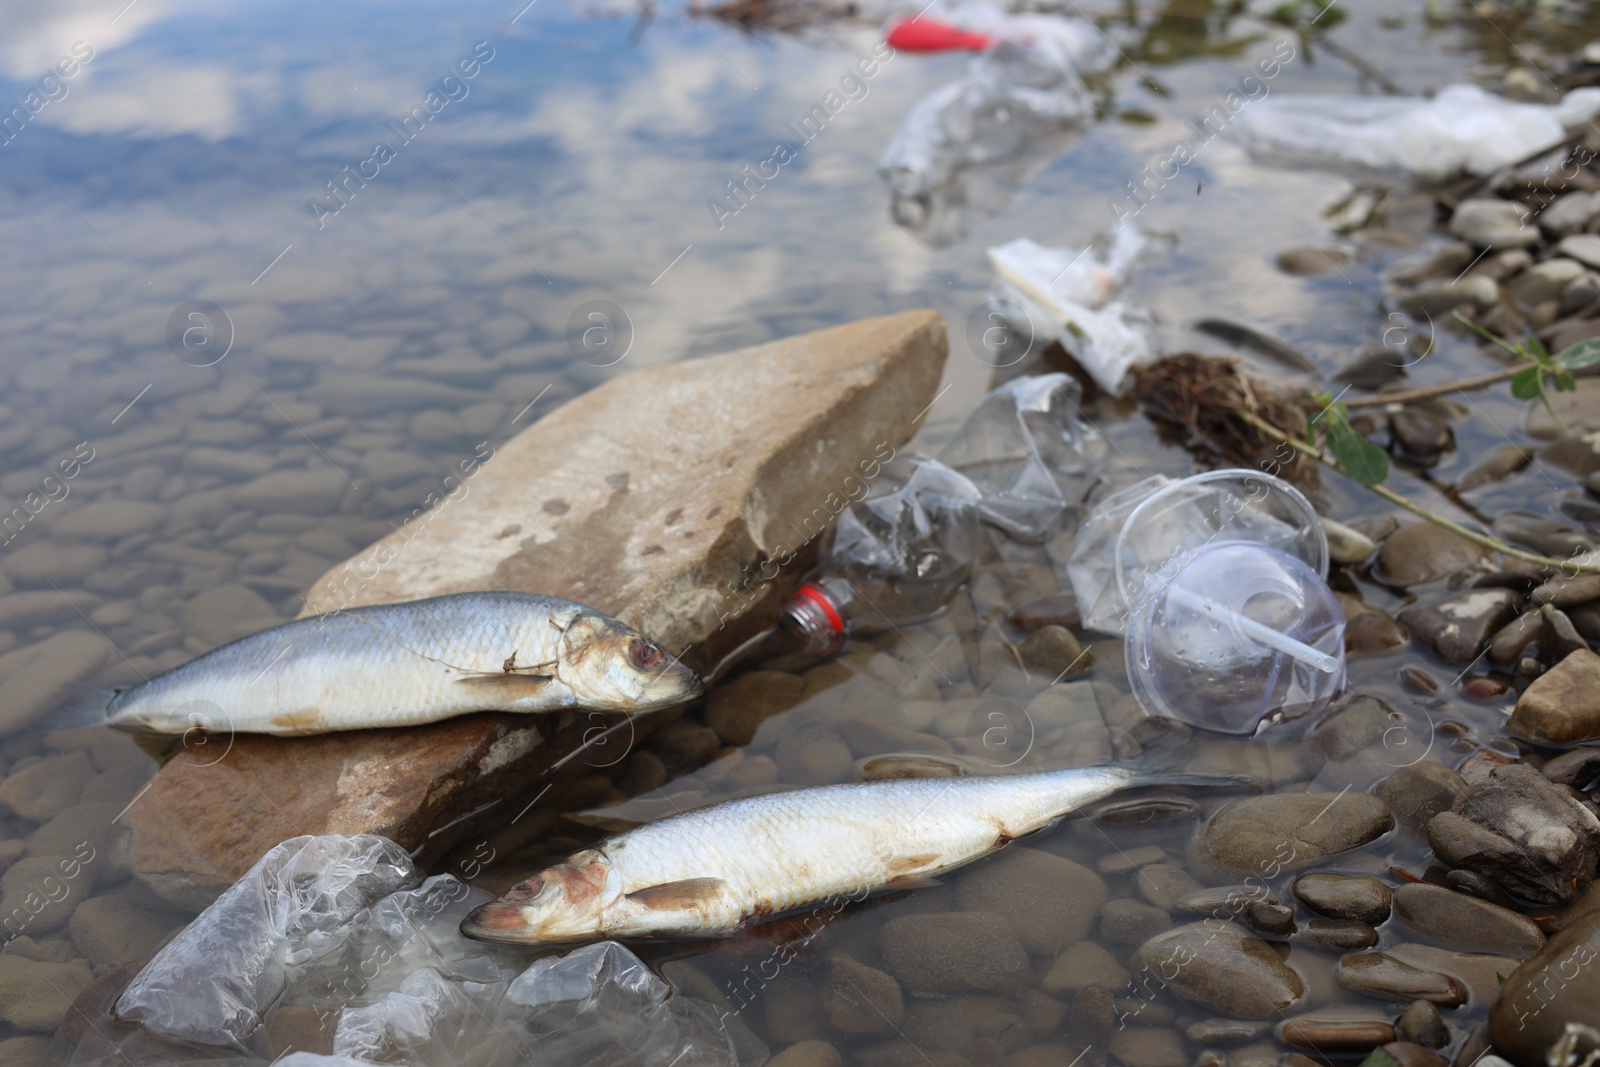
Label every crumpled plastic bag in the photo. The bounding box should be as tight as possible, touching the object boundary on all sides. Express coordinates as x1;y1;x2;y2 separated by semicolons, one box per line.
1231;83;1600;182
938;373;1105;541
115;834;418;1049
879;11;1113;200
984;226;1167;396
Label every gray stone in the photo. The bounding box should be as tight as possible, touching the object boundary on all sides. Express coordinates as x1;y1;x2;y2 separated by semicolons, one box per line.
1192;792;1395;882
1540;191;1600;237
230;468;351;514
1426;763;1600;905
1295;919;1379;952
181;582;281;644
1041;940;1129;996
0;543;106;587
1456;443;1533;491
1532;573;1600;609
0;632;111;736
1017;625;1091;681
1336;953;1467;1007
1450;199;1538;247
1131;922;1304;1020
1390;409;1453;466
1509;258;1586;305
878;912;1028;994
820;955;902;1037
1490;910;1600;1067
1397;1000;1450;1048
1508;649;1600;745
1375;523;1488;588
1489;610;1544;668
704;670;804;746
1494;512;1596;557
1109;1026;1186;1067
1292;873;1391;923
1529;378;1600;438
767;1040;843;1067
0;753;92;822
1542;604;1591;659
1323;518;1376;566
1564;273;1600;315
68;891;183;968
956;847;1107;954
1397;588;1520;663
1391;883;1545;957
1395;277;1500;317
1134;863;1201;911
1099;898;1171;945
0;954;93;1031
1375;761;1467;835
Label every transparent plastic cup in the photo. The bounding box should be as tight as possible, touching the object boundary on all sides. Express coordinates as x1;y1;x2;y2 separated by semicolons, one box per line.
1124;541;1346;736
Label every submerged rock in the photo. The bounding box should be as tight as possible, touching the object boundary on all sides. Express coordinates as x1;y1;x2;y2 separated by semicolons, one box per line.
1131;922;1304;1019
1508;649;1600;746
1489;910;1600;1067
1292;873;1391;924
1191;792;1394;882
123;311;949;907
1391;883;1545;957
1375;524;1487;589
956;848;1107;954
1336;953;1466;1007
1397;588;1520;663
1426;764;1600;905
878;912;1028;995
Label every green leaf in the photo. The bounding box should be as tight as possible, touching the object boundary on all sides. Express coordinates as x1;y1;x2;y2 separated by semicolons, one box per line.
1556;337;1600;370
1327;418;1390;486
1511;366;1543;400
1555;371;1578;392
1525;335;1550;363
1359;1049;1404;1067
1497;972;1508;987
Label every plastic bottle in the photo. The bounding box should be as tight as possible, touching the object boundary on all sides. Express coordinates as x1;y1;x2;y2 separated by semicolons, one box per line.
780;455;983;655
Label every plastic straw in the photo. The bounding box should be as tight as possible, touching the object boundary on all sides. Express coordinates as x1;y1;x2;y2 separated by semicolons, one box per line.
1166;585;1340;674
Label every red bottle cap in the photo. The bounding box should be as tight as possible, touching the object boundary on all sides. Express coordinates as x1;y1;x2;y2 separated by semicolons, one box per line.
793;582;845;637
884;17;992;52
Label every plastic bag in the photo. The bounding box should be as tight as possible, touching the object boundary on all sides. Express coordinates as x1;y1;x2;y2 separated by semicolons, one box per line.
938;373;1105;540
1231;83;1600;182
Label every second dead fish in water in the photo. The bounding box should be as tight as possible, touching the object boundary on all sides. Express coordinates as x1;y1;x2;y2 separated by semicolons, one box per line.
461;765;1254;945
92;591;702;736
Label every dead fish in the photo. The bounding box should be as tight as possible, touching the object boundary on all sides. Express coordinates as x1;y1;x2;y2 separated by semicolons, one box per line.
1194;318;1320;375
91;592;702;736
461;766;1253;945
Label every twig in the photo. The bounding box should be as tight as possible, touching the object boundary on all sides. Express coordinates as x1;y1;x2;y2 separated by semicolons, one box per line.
1240;412;1600;574
1342;367;1520;409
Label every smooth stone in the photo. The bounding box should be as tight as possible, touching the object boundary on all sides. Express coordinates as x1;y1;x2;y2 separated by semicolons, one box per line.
1346;613;1411;656
835;717;953;758
1277;246;1352;276
1041;940;1129;996
1533;573;1600;609
1100;898;1172;945
1508;649;1600;745
1336;953;1467;1007
1528;379;1600;438
1449;199;1538;248
183;446;276;477
1185;1019;1271;1046
1397;1001;1451;1048
821;956;902;1037
126;311;948;909
1390;409;1452;466
1445;868;1517;908
1380;1041;1450;1067
0;632;111;735
878;912;1028;995
1489;910;1600;1067
1494;512;1596;557
1109;1026;1186;1067
1131;922;1304;1020
1174;886;1278;919
1559;233;1600;268
1323;518;1376;566
1508;258;1586;306
1457;443;1534;491
68;891;183;969
1539;191;1600;237
1134;863;1201;911
0;955;93;1031
181;582;280;644
1489;611;1544;668
1068;986;1115;1045
47;500;164;541
1543;748;1600;788
1389;242;1474;285
0;752;92;821
1310;694;1402;760
0;591;102;629
1394;277;1500;317
1242;902;1294;938
768;1040;843;1067
704;670;804;746
1296;920;1380;952
230;468;350;514
1278;1015;1396;1055
1391;883;1546;957
1008;594;1079;633
1542;604;1591;660
1017;626;1091;680
957;848;1107;955
1375;524;1487;589
1191;792;1394;882
0;542;107;587
1426;763;1600;905
774;725;852;785
1397;588;1520;663
1016;990;1065;1036
1563;271;1600;314
1292;873;1391;924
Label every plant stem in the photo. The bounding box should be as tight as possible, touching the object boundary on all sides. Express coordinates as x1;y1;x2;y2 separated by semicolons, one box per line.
1240;413;1600;574
1342;367;1521;409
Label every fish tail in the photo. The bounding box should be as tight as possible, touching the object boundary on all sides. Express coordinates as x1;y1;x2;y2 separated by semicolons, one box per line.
1118;769;1262;795
28;681;118;736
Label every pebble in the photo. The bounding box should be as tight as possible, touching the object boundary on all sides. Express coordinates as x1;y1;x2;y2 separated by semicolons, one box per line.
1016;990;1065;1036
1494;512;1596;557
1426;763;1600;905
1099;899;1172;945
1541;603;1591;659
69;891;184;969
0;752;91;821
182;583;280;643
1292;873;1391;924
1008;594;1080;633
1130;922;1304;1019
956;848;1107;954
1375;524;1487;588
0;631;111;735
1444;868;1516;908
230;469;350;514
1456;443;1533;491
1563;271;1600;314
1109;1026;1186;1067
1323;519;1376;565
1400;1001;1453;1049
1449;199;1538;247
1489;910;1600;1067
1389;410;1452;467
1277;1015;1396;1055
821;955;903;1037
0;954;93;1031
1508;258;1586;305
1295;919;1379;952
1507;648;1600;745
0;542;107;586
878;913;1028;995
1542;747;1600;788
1382;1041;1450;1067
835;717;952;758
1399;665;1439;693
1133;863;1201;911
1488;611;1542;667
704;670;804;746
0;591;101;629
1017;625;1091;680
1191;792;1394;881
774;725;853;785
1460;676;1510;700
1532;573;1600;609
1041;941;1128;996
1397;588;1520;663
1395;277;1500;317
1375;761;1468;836
1346;613;1411;656
1391;883;1546;957
1336;953;1467;1007
768;1040;843;1067
1242;902;1294;938
1069;985;1116;1045
1538;190;1600;237
1559;232;1600;269
1185;1019;1271;1046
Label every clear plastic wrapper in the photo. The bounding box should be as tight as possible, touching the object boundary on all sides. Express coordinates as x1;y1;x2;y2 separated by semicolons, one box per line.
938;373;1104;540
1231;83;1600;182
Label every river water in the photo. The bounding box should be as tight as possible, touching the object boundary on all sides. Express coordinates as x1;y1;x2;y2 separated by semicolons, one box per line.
0;0;1597;1063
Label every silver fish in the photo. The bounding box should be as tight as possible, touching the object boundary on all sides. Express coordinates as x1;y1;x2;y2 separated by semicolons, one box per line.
461;766;1251;944
101;591;702;735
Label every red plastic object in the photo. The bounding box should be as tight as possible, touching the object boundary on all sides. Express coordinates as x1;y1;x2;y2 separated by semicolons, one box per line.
884;17;992;52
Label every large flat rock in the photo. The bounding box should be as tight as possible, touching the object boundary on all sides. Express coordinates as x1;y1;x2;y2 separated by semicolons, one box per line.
124;310;948;908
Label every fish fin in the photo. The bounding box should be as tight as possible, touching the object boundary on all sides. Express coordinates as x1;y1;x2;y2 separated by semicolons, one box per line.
25;681;117;737
455;674;552;697
626;877;726;909
886;853;941;876
881;875;942;892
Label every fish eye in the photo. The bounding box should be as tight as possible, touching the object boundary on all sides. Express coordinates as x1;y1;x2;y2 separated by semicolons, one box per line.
628;638;664;671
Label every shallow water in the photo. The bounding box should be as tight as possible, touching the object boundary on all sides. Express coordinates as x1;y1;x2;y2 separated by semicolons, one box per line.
1;0;1598;1062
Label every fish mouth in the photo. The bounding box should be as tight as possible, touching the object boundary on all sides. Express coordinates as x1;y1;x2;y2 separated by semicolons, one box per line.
633;660;705;710
460;900;540;944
